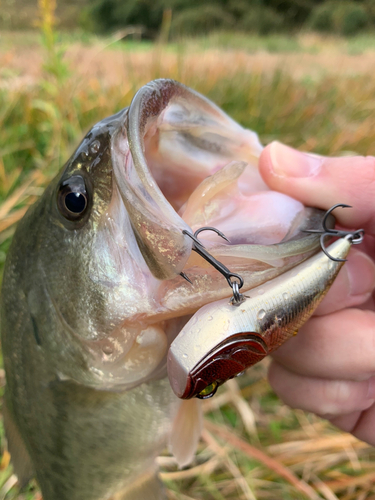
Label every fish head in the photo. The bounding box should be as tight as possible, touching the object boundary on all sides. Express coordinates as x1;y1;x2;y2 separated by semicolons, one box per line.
3;79;328;393
14;109;161;387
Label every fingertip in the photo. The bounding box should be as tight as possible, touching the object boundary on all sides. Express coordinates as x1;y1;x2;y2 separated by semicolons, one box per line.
350;402;375;446
258;143;274;184
258;141;323;191
268;141;323;178
328;411;363;433
258;142;283;191
259;141;334;213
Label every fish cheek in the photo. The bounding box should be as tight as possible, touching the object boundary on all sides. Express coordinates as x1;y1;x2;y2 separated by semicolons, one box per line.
118;326;168;382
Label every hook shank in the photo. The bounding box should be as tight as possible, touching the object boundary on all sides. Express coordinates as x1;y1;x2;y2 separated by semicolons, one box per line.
182;227;245;305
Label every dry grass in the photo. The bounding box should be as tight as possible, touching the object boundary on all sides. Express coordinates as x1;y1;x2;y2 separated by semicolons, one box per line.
3;31;375;93
1;26;375;500
158;364;375;500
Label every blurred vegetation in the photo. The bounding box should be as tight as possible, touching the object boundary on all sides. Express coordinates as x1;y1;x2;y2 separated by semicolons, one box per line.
87;0;375;37
2;0;375;37
308;1;368;36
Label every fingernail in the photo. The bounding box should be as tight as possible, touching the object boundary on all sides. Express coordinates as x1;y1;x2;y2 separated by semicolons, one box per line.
269;141;323;178
347;252;375;297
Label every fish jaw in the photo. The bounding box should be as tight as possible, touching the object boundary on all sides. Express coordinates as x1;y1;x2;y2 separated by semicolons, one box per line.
167;238;351;399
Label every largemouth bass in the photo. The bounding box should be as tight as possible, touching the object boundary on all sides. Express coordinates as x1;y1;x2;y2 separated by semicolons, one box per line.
1;79;332;500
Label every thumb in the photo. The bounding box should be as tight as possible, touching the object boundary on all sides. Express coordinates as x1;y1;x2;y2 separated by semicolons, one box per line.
259;142;375;234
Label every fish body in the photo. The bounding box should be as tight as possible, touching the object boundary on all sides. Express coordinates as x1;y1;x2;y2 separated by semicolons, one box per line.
1;79;333;499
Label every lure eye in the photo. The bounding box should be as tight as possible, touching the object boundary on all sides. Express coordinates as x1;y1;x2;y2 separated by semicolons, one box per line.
196;381;218;400
58;175;89;221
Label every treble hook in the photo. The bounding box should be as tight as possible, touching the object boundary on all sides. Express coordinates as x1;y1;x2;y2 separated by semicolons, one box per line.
304;203;364;262
180;226;245;305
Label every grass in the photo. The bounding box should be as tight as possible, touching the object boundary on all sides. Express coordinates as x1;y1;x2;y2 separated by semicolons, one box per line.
2;22;375;500
7;30;375;55
183;32;305;53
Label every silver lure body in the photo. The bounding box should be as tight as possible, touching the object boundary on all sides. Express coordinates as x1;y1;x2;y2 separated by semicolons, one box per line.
168;238;351;399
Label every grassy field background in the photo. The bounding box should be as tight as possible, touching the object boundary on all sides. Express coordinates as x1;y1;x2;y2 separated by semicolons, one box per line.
2;9;375;500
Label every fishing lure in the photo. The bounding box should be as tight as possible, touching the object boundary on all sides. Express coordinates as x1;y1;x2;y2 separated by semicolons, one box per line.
169;205;364;399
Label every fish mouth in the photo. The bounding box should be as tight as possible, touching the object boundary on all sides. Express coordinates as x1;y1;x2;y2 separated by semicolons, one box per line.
111;79;325;297
101;78;331;390
69;79;331;391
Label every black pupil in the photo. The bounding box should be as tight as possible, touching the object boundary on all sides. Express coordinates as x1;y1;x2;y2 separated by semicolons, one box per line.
65;192;86;213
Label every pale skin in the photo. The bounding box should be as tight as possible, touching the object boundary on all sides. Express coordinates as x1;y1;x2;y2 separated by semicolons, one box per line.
258;141;375;445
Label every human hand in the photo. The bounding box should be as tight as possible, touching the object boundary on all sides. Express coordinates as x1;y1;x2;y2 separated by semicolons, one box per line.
258;142;375;445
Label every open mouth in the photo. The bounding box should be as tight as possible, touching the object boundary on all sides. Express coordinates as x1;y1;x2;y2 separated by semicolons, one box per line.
97;78;331;392
39;80;346;397
112;79;324;295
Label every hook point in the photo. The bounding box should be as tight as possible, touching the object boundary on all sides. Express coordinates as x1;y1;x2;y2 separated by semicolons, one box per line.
180;272;193;285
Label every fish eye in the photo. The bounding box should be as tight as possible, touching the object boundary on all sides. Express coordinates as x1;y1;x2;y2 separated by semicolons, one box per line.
196;381;218;400
57;175;89;221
